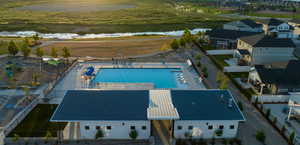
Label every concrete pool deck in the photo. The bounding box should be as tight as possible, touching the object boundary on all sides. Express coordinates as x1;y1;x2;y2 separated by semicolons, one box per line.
48;62;206;104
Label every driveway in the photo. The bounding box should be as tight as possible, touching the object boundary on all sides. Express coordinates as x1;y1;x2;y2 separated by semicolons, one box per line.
191;48;288;145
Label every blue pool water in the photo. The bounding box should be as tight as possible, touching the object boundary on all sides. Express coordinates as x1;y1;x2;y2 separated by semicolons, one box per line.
93;68;182;88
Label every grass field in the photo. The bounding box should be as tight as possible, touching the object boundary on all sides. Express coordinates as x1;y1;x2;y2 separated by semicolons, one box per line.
42;37;173;58
0;0;234;33
8;104;66;137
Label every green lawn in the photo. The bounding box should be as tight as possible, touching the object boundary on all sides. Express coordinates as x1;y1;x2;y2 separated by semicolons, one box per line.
0;0;235;33
8;104;67;137
0;41;8;55
211;55;232;67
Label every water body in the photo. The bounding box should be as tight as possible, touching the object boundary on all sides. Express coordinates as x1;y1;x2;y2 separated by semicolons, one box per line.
0;28;210;40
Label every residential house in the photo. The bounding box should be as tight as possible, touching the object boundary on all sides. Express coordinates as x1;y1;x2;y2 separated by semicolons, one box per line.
248;60;300;94
207;29;260;49
289;19;300;38
223;19;263;32
258;18;294;38
51;90;245;139
235;34;296;65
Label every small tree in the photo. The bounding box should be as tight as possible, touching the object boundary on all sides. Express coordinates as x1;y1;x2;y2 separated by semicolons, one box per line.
36;47;44;58
51;47;58;58
273;117;277;125
44;130;52;143
281;125;286;135
255;130;266;144
95;129;104;139
129;130;138;140
20;43;31;58
8;41;19;56
170;39;179;50
12;133;19;143
22;86;30;97
266;108;271;119
215;129;223;137
289;131;295;144
62;47;71;62
32;34;40;41
237;101;243;111
179;37;186;47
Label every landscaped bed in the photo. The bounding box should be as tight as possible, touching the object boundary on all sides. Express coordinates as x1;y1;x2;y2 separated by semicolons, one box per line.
8;104;67;137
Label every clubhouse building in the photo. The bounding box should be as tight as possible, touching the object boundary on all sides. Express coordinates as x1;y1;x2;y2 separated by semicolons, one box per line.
51;89;245;140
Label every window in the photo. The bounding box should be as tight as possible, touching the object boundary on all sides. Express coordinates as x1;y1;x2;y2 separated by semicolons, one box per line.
107;126;112;130
177;126;182;130
130;126;135;130
208;125;213;130
85;126;90;130
219;125;224;130
188;126;193;130
230;125;235;129
142;126;147;130
96;126;100;130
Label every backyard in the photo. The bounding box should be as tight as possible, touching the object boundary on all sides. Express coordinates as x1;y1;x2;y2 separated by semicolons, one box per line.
0;0;234;33
8;104;67;137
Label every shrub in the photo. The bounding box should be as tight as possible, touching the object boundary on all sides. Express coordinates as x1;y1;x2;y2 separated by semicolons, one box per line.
215;129;223;137
281;125;286;135
171;39;180;50
255;130;266;143
273;117;277;125
129;130;138;140
222;139;228;145
95;129;104;139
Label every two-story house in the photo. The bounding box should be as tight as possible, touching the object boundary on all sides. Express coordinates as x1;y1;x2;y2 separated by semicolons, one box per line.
248;60;300;95
259;18;294;38
235;34;296;65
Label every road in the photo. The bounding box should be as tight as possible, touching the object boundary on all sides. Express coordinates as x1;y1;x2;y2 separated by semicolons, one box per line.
191;48;288;145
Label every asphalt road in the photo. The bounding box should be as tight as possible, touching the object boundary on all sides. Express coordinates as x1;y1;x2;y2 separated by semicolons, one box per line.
191;48;288;145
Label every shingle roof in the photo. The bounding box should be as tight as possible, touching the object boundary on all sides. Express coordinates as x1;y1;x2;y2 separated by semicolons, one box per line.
240;19;262;28
171;90;245;121
255;60;300;87
51;90;149;121
259;18;285;26
240;34;296;47
208;29;261;40
289;19;300;24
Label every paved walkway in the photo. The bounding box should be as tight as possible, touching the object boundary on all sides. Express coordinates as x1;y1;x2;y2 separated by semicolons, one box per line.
192;48;288;145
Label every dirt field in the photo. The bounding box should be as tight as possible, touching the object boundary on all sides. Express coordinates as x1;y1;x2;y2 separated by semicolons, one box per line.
42;37;173;58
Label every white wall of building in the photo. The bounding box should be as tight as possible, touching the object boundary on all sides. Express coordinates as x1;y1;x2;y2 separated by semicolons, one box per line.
79;121;150;139
173;120;240;139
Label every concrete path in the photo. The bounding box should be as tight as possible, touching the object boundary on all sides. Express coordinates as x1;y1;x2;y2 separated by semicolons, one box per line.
153;121;170;145
192;47;288;145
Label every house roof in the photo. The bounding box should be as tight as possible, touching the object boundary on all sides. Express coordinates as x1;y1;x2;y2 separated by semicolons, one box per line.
255;60;300;88
240;34;296;47
51;90;245;122
240;19;262;28
51;90;149;121
259;18;285;26
171;90;245;121
289;19;300;24
208;29;261;40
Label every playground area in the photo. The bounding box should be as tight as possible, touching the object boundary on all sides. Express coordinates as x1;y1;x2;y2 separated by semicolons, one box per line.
0;56;71;89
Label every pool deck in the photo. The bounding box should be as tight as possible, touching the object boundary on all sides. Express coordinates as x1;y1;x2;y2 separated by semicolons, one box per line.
48;62;206;104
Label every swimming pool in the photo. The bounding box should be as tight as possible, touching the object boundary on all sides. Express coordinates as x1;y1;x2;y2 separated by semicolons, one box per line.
92;68;184;88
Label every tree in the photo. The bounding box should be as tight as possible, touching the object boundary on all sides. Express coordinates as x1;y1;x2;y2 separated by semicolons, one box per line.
183;28;193;44
62;47;71;59
8;41;19;56
95;129;104;139
12;134;19;144
20;42;31;58
32;34;40;41
289;131;295;144
129;130;138;140
51;47;58;58
255;130;266;143
36;47;44;58
170;39;179;50
45;130;52;143
237;101;243;111
179;37;186;47
22;86;30;97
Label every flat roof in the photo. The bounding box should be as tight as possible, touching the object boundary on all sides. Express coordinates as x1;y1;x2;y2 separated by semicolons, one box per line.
51;90;245;122
51;90;149;121
171;90;245;121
